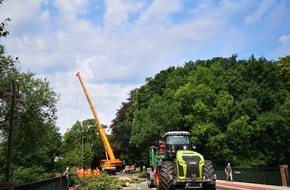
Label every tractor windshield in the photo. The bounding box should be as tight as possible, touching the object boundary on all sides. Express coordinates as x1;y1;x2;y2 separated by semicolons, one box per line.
166;136;189;144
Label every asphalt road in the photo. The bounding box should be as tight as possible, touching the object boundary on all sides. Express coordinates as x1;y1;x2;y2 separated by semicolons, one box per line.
123;181;223;190
119;172;223;190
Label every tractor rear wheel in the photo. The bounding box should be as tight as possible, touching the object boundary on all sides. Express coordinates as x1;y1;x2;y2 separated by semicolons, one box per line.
160;161;175;190
203;160;216;190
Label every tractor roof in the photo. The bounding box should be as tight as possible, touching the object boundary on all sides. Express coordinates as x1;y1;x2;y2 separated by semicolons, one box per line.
164;131;189;136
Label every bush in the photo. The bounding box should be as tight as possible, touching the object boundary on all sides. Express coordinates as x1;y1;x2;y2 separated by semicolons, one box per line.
138;171;147;178
72;173;121;190
11;166;51;185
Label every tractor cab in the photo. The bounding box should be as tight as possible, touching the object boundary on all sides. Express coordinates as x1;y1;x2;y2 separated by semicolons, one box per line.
166;133;190;144
163;131;193;159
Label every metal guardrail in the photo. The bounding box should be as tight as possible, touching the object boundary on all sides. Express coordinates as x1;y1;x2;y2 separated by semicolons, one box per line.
215;167;282;186
0;176;66;190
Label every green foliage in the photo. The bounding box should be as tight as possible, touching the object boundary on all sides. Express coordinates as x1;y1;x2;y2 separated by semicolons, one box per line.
277;55;290;90
112;55;290;168
72;173;121;190
60;119;107;169
138;170;147;178
10;166;51;185
110;89;139;165
0;44;61;183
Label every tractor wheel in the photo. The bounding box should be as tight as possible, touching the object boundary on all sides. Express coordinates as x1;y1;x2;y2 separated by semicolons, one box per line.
203;160;216;190
160;161;175;190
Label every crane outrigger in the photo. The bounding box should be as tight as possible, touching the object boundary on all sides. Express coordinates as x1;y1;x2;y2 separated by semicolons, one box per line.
76;72;123;173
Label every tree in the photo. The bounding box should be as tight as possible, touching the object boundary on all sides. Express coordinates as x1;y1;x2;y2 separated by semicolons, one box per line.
115;55;290;168
110;89;138;165
0;48;62;183
59;119;113;170
277;55;290;91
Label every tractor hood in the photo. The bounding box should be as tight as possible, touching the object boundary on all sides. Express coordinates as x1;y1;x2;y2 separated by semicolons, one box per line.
176;150;204;180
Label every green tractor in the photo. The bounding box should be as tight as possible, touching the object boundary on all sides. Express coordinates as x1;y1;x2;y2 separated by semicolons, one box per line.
147;131;216;190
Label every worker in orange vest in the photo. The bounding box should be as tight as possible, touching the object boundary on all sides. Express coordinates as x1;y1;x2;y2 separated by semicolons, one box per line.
86;168;92;177
77;167;85;178
93;167;100;177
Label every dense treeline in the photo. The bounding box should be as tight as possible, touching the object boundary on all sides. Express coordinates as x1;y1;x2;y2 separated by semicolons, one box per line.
111;55;290;168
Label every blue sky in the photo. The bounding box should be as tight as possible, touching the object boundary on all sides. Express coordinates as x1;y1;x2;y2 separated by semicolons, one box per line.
0;0;289;134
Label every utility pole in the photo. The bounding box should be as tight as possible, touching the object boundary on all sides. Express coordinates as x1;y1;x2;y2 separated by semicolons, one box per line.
82;137;84;168
4;80;20;183
80;122;84;168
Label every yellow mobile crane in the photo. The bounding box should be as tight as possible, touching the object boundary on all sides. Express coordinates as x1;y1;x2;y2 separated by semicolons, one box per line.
76;72;123;173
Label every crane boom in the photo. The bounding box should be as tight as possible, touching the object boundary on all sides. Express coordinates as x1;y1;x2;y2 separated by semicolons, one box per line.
76;72;122;172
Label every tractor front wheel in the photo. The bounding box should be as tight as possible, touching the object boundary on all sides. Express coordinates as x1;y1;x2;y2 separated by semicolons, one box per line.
147;173;155;188
160;161;175;190
203;160;216;190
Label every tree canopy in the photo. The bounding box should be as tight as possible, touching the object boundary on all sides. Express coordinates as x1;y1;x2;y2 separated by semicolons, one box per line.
59;119;116;170
111;55;290;168
0;46;62;183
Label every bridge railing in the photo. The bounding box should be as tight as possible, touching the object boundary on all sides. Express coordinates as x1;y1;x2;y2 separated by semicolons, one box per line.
215;167;282;186
0;176;66;190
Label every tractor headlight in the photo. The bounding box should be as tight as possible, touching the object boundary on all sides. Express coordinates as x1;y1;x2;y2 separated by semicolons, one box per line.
183;145;187;150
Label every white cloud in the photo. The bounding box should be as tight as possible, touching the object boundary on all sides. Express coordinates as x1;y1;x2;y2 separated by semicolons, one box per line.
54;0;88;18
76;54;132;80
276;34;290;57
56;30;69;44
137;0;181;25
279;34;290;44
245;0;275;24
104;0;131;29
0;1;40;21
49;70;138;134
41;10;50;20
1;0;289;135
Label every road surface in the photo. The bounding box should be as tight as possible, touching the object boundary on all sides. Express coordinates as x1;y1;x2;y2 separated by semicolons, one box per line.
119;171;223;190
123;181;223;190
